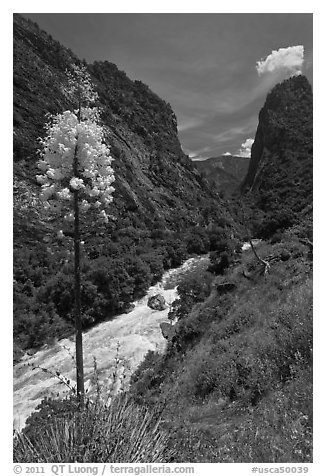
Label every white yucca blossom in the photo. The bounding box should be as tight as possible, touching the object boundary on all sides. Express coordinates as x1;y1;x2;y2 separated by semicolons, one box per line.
99;209;109;223
57;188;72;200
88;187;100;197
36;174;48;185
37;106;115;223
70;177;85;190
80;200;91;212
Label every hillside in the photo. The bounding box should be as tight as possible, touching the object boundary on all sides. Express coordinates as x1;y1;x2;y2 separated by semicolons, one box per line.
241;75;313;238
129;234;313;462
17;232;313;463
194;155;250;196
13;14;232;357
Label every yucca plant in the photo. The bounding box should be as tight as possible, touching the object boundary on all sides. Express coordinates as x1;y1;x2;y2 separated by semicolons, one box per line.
13;393;174;463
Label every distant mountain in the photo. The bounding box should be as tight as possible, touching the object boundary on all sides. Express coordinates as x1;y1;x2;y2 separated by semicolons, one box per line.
241;75;313;237
193;155;250;196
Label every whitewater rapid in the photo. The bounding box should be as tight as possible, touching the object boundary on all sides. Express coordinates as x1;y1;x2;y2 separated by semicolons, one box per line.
13;255;209;431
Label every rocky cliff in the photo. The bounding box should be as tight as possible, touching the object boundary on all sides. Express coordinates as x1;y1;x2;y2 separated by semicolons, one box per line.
241;75;312;232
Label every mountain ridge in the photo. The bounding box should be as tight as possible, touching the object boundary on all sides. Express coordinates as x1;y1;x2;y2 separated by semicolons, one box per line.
194;154;250;196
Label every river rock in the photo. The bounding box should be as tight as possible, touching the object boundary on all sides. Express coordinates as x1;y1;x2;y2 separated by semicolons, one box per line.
147;294;167;311
123;303;136;313
160;322;176;340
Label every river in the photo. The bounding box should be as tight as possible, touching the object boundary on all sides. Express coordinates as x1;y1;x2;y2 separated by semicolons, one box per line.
13;255;209;431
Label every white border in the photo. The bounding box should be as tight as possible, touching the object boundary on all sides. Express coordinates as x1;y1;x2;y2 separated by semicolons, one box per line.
3;3;324;473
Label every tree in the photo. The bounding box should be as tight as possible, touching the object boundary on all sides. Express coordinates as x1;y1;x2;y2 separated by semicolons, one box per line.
232;197;271;276
36;64;115;400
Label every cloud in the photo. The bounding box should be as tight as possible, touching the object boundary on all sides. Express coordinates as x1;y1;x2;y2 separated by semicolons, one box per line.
256;45;304;78
222;152;232;156
177;117;204;132
237;138;254;158
184;145;214;161
211;126;252;144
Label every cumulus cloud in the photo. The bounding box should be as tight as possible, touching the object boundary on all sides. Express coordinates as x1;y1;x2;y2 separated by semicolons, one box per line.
222;152;232;156
238;138;254;158
256;45;304;78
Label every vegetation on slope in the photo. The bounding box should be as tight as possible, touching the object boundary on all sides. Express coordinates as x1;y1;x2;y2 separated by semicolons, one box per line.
129;226;313;462
15;224;312;462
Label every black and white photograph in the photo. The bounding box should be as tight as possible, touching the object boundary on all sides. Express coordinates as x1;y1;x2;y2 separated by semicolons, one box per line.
10;5;316;470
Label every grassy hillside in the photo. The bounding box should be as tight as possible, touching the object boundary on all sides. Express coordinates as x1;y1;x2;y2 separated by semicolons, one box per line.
130;228;313;462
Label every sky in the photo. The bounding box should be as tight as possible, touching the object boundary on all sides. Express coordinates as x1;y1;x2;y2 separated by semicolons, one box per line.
21;13;313;160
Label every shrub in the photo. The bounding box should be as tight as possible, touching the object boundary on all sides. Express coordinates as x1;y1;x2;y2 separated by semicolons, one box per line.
129;350;174;404
185;227;210;254
163;241;187;269
168;271;213;322
208;251;232;275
